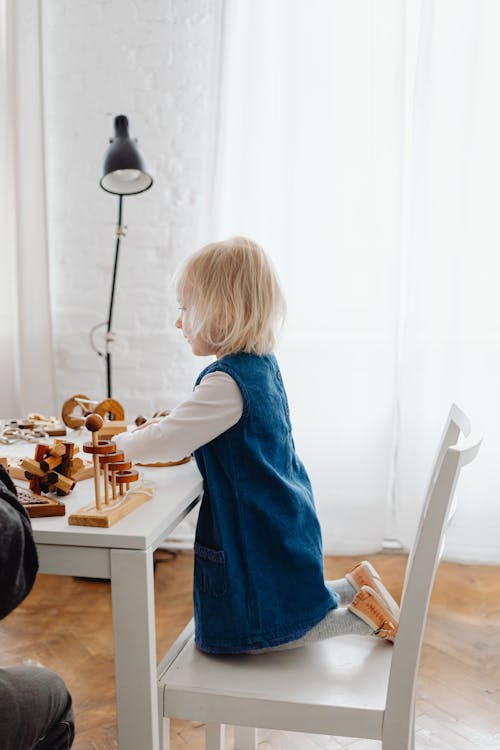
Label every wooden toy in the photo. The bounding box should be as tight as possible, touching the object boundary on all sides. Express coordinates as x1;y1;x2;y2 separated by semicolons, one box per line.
68;414;153;528
96;419;127;438
14;484;66;517
61;394;125;430
18;440;92;496
27;413;67;436
1;455;93;483
0;416;66;441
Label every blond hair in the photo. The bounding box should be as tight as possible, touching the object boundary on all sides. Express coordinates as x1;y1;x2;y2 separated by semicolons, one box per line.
176;237;286;357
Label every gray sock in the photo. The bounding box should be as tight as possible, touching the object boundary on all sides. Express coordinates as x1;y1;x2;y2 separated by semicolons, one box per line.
326;577;357;606
248;607;371;653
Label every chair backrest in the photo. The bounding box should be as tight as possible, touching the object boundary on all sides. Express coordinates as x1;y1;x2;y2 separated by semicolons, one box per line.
384;405;481;739
401;403;471;595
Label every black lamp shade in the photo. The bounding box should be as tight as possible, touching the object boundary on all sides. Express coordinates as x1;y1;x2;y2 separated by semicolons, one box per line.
100;115;153;195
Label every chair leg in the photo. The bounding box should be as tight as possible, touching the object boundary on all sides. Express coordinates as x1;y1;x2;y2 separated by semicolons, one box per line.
206;723;225;750
234;725;257;749
159;717;170;750
409;708;416;750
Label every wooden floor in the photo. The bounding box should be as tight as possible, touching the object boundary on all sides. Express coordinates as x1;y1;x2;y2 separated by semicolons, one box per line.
0;552;498;749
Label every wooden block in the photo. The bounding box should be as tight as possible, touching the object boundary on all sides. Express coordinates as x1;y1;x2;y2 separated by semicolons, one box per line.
54;440;76;459
45;426;67;437
39;454;62;472
68;487;153;528
97;420;127;438
20;458;46;477
54;474;75;494
34;444;50;461
28;476;41;495
50;442;67;457
68;456;83;471
0;457;7;468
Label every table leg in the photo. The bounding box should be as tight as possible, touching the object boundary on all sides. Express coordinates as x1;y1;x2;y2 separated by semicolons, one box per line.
110;548;159;750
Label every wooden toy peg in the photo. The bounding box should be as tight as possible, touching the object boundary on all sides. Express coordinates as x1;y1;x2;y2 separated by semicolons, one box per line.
99;452;124;504
85;413;104;509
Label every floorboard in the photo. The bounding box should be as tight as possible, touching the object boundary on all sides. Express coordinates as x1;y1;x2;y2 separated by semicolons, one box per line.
0;552;498;749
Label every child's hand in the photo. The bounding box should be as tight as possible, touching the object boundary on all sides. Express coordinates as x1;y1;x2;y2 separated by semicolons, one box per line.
132;417;164;432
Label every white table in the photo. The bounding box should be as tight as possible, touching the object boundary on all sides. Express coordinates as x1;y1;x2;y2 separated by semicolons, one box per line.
3;443;203;750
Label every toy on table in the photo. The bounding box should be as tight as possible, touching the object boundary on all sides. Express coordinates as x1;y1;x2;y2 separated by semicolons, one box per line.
0;416;65;445
26;413;67;436
19;440;90;497
61;393;127;437
68;413;153;528
14;484;66;518
1;448;87;519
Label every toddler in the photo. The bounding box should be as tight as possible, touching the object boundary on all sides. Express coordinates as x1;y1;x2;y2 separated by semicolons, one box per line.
115;237;399;653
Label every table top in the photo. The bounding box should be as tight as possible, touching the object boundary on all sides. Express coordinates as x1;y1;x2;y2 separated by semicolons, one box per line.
1;440;203;550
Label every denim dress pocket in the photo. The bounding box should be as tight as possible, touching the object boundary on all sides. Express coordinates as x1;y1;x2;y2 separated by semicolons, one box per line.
194;542;228;597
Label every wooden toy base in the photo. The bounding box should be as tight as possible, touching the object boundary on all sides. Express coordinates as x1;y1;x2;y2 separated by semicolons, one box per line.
68;487;153;527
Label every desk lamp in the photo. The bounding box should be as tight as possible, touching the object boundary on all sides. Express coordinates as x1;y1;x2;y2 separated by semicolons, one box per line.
91;115;153;398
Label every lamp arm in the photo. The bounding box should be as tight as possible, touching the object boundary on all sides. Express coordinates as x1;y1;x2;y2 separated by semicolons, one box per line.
105;194;125;399
107;194;124;335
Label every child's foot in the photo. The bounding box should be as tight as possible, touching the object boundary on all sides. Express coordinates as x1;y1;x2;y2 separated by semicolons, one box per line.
346;560;400;617
348;585;398;643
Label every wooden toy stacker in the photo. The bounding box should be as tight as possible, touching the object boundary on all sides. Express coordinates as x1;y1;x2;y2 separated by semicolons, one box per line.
68;414;153;528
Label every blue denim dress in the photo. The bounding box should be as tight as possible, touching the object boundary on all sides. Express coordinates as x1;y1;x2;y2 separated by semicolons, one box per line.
193;353;338;653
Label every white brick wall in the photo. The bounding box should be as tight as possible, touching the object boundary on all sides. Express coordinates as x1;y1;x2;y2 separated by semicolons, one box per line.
42;0;219;422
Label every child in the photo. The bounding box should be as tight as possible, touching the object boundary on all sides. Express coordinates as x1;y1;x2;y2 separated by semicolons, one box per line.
115;237;399;653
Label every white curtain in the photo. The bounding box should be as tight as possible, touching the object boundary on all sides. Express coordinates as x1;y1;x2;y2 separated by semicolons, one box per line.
0;0;56;418
208;0;500;562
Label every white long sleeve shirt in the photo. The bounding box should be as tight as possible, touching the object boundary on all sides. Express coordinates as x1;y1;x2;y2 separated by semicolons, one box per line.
114;372;244;463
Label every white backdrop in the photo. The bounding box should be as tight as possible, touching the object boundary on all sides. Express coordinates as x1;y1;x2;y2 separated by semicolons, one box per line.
3;0;499;562
0;0;56;417
208;0;500;561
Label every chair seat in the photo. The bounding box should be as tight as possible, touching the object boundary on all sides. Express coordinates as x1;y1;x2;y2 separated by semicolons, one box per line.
158;622;392;739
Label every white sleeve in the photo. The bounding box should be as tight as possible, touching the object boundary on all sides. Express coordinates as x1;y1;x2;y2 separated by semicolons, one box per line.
114;371;243;463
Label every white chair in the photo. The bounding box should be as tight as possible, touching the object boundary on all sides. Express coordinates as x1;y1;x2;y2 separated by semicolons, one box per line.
157;404;481;750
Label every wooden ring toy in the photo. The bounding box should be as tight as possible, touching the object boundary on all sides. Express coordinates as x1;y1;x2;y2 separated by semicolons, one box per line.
82;440;116;455
94;398;125;422
99;451;125;464
108;460;132;472
115;470;139;484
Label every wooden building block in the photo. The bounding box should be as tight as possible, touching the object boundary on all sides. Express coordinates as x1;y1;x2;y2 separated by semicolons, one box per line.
20;458;46;477
34;444;50;461
97;420;127;438
54;473;75;495
39;454;62;472
50;442;67;457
